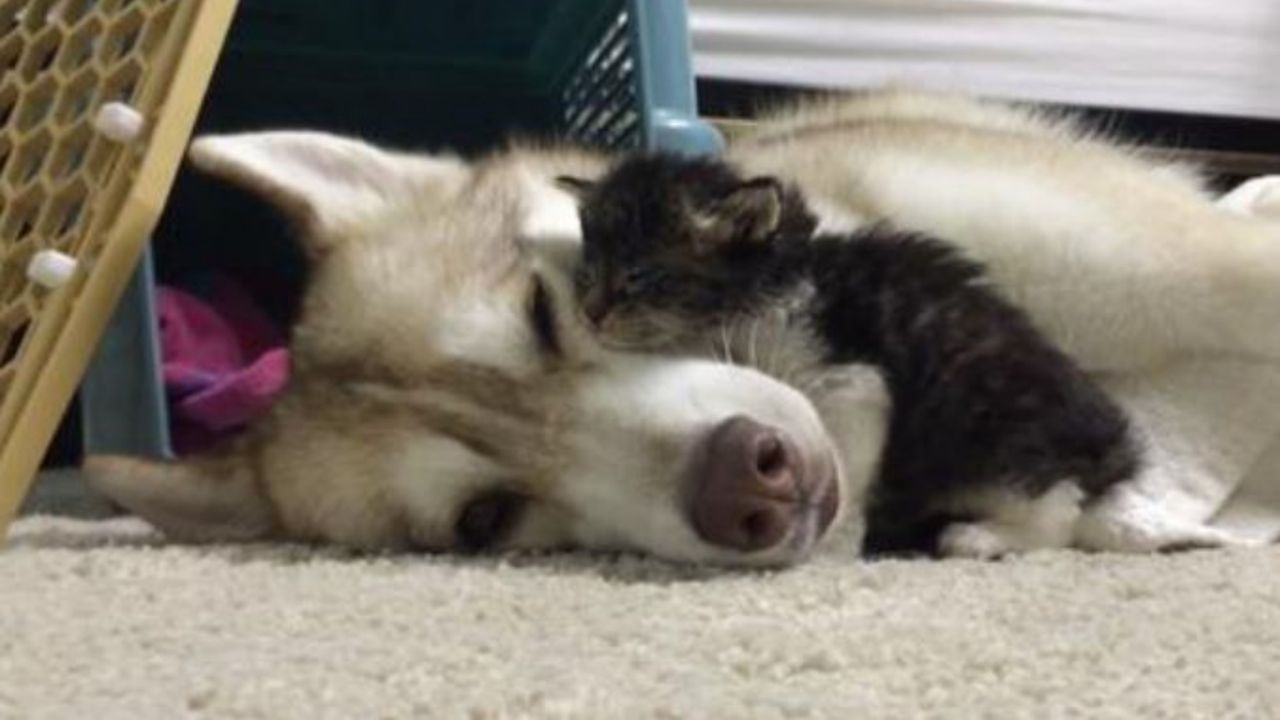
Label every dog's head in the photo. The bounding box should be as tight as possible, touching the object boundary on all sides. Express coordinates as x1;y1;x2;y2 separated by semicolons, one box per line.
85;132;886;566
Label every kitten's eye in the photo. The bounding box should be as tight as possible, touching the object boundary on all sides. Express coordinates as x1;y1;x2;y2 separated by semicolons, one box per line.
529;276;561;356
573;262;598;292
455;491;525;551
621;267;655;291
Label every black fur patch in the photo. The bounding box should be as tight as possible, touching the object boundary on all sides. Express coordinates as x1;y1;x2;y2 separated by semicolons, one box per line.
575;153;1138;556
804;231;1137;554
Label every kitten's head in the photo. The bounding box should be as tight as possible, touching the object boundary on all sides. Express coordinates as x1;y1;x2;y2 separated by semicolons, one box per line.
561;154;816;350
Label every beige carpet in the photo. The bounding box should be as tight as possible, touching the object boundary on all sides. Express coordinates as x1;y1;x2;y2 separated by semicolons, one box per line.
3;516;1280;719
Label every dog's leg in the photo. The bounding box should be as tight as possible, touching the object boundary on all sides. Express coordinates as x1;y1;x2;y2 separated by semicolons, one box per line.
1074;357;1280;552
1073;482;1256;552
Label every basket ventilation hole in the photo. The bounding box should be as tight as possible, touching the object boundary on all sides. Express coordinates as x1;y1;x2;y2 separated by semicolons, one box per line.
2;321;29;366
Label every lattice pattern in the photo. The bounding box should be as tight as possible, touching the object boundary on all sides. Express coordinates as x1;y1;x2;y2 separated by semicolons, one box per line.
0;0;234;537
561;8;640;149
0;0;178;397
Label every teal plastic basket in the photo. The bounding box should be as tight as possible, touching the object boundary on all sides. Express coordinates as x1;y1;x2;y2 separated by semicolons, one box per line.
75;0;721;462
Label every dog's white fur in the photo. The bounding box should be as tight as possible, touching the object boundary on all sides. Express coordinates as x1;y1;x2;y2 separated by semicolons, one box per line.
85;90;1280;564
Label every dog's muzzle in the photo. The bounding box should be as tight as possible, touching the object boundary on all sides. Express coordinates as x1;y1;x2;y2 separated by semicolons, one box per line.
684;415;839;554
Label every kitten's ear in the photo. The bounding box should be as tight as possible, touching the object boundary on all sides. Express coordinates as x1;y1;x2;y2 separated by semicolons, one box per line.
704;177;784;247
555;175;596;200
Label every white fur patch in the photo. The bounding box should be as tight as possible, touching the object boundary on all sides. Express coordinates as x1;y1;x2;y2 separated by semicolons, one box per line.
805;193;866;235
431;302;536;378
559;355;845;566
939;481;1085;559
519;171;584;242
1219;176;1280;220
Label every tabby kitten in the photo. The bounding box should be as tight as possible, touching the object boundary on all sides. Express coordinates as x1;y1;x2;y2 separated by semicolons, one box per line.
562;154;1137;556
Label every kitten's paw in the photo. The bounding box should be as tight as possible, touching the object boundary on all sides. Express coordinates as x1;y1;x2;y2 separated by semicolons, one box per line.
938;481;1084;559
938;522;1012;559
1219;176;1280;220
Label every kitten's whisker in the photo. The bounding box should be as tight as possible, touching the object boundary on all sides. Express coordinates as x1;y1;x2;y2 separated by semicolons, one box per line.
765;318;782;378
708;335;727;364
747;318;761;370
719;324;736;367
782;358;812;391
799;373;829;397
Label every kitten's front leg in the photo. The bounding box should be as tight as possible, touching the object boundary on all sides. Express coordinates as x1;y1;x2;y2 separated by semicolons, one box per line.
937;481;1085;559
1218;175;1280;220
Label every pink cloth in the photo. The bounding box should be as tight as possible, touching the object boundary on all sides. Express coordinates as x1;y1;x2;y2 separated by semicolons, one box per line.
157;275;290;454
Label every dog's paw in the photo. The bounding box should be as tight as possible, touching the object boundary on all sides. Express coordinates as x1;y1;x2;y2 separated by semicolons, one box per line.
937;522;1012;560
1074;511;1257;553
1071;483;1266;553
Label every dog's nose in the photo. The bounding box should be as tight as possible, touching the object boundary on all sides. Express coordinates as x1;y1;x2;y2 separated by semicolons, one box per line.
688;415;805;552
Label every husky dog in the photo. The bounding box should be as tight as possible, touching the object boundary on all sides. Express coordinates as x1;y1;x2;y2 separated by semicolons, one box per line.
564;154;1137;556
85;90;1280;565
85;136;850;567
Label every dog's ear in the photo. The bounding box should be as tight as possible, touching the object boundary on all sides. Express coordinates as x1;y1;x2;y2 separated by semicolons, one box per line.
83;451;276;543
555;175;595;201
187;132;469;258
692;177;784;253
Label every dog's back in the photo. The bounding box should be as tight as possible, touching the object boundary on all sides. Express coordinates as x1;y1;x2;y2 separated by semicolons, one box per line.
729;90;1280;372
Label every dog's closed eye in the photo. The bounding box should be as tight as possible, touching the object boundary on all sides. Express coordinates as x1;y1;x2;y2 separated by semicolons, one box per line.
529;276;561;357
455;491;525;551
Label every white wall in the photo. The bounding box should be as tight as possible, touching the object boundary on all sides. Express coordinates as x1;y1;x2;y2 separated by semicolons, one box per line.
688;0;1280;120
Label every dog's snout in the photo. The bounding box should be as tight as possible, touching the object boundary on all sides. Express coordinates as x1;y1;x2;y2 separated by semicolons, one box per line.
688;415;806;552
